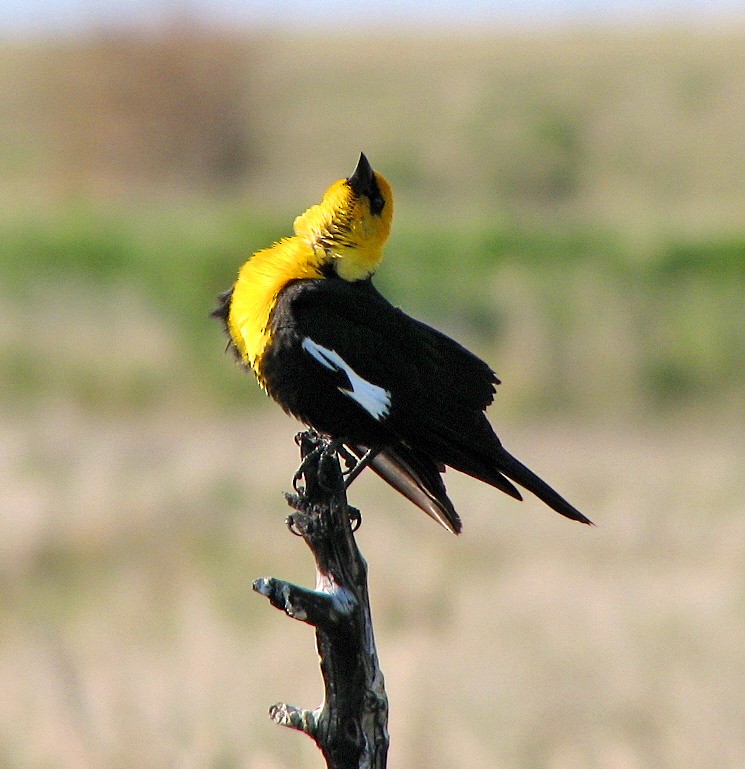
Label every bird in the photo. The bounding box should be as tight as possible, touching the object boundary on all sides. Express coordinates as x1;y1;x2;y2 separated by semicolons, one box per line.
213;152;591;533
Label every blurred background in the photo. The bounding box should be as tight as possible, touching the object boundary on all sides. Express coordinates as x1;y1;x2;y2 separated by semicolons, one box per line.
1;2;744;768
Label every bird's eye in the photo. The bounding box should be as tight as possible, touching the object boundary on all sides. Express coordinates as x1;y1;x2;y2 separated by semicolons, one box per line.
369;194;385;216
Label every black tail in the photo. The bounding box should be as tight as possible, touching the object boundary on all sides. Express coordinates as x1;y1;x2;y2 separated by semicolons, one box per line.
346;441;592;532
496;447;593;525
349;443;462;534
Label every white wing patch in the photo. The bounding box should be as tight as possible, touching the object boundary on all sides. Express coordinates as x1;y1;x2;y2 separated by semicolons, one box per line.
301;337;391;421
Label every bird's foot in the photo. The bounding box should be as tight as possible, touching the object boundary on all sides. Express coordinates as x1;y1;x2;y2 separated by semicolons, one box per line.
292;433;346;496
292;443;325;495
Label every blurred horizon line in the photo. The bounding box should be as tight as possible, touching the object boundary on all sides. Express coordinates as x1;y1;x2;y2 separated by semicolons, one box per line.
2;0;745;40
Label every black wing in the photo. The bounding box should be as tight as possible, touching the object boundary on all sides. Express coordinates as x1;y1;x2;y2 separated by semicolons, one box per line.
270;277;508;452
262;278;520;529
282;277;499;412
264;277;590;530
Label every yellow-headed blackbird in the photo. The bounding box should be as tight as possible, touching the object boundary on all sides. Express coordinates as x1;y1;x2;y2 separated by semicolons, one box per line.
213;153;590;533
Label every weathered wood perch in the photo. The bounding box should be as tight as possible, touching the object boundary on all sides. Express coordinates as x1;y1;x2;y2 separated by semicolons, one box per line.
253;431;389;769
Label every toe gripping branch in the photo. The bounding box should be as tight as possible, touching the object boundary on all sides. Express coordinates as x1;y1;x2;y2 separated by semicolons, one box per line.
253;431;389;769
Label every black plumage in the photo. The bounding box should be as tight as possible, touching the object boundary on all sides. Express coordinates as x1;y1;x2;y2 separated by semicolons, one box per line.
245;276;591;533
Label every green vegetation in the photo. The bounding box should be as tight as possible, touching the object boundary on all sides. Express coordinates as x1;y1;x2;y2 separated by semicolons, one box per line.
1;202;742;417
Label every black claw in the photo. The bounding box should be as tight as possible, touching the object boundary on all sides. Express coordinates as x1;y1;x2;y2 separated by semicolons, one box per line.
293;471;305;495
285;514;305;537
348;507;362;532
293;442;326;494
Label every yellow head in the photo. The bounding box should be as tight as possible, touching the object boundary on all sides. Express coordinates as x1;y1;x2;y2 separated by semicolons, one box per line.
293;152;394;281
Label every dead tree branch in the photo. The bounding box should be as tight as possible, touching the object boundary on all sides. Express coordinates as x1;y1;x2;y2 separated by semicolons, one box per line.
253;431;389;769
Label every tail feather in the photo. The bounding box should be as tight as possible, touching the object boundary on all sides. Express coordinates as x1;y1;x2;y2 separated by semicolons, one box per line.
348;443;462;534
346;438;592;531
496;447;593;525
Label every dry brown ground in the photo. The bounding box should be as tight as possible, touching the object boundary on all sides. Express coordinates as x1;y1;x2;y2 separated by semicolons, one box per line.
2;405;743;769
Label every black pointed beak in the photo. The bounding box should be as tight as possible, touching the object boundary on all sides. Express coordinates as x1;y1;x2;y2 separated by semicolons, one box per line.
347;152;375;196
347;152;386;215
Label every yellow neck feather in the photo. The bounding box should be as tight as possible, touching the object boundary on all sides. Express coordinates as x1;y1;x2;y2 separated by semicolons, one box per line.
227;167;394;379
228;237;322;375
294;175;393;281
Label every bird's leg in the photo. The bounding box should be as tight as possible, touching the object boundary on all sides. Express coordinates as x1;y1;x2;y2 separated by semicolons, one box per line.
336;443;361;473
320;442;367;529
342;447;381;488
317;438;346;493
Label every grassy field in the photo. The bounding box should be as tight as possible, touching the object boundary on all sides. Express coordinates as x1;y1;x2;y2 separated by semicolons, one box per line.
1;23;744;769
2;406;743;769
